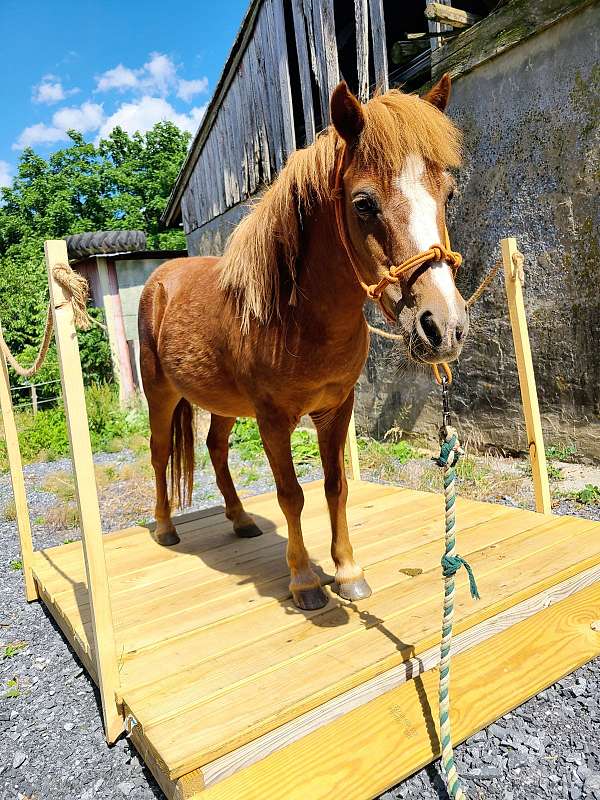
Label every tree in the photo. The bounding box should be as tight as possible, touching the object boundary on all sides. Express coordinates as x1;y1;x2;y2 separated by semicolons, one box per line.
0;122;191;386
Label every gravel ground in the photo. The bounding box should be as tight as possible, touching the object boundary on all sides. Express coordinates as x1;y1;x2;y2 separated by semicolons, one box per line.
1;452;599;800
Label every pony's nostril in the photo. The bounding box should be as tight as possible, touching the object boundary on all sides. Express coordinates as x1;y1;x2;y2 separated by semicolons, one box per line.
456;325;464;343
419;311;443;349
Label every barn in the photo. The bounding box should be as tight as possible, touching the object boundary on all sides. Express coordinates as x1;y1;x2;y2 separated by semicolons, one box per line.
163;0;600;458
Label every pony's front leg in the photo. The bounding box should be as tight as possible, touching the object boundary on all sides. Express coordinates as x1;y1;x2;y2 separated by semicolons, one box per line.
312;392;372;602
257;411;328;611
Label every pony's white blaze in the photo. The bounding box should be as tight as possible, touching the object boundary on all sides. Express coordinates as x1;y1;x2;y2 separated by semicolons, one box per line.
396;153;457;315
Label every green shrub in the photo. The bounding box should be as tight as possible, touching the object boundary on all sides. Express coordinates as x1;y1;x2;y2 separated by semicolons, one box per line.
545;442;577;462
574;484;600;505
230;418;263;460
17;406;70;462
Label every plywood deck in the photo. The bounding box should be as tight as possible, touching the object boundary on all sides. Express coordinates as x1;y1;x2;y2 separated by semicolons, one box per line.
31;480;600;799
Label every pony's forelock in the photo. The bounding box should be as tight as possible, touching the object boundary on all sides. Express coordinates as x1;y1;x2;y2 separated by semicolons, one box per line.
219;88;462;332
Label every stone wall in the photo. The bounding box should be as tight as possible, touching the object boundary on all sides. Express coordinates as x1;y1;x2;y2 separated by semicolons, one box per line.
358;4;600;459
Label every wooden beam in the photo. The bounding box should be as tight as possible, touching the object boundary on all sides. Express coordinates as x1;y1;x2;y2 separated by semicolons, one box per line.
368;0;388;90
355;0;369;102
425;3;480;28
0;336;38;601
44;240;122;742
501;237;552;514
291;0;316;143
197;579;600;799
427;0;451;53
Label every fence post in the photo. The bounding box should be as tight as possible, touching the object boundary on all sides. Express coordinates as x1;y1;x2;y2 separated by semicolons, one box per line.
44;240;122;742
30;384;38;416
0;337;38;601
501;237;552;514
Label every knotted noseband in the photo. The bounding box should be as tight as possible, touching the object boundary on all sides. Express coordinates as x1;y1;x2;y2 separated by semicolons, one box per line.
332;145;462;384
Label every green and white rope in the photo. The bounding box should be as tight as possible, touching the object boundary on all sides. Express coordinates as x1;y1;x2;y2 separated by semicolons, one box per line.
436;426;480;799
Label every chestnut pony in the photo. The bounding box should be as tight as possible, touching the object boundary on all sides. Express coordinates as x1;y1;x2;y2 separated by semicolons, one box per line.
138;76;467;611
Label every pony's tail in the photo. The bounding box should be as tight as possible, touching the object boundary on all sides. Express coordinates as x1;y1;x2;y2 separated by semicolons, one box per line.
170;398;195;509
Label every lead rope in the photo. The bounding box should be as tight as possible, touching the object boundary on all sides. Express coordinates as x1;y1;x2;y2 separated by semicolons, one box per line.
434;376;480;799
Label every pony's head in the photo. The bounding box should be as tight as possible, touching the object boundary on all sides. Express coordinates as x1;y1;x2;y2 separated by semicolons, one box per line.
331;76;467;365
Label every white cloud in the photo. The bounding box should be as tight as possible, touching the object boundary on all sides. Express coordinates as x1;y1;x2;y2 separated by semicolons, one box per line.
177;76;209;102
53;102;104;133
33;74;78;104
96;53;208;103
13;101;105;149
96;64;140;93
98;95;207;139
0;161;12;188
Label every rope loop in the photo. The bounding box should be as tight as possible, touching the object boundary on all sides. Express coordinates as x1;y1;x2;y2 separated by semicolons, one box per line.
0;260;97;379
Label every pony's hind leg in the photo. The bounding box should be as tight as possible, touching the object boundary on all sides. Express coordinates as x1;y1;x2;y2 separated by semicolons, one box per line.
206;414;262;538
148;390;182;546
312;391;371;602
257;410;328;611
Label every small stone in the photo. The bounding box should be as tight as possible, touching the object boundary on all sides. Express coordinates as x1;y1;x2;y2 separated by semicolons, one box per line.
118;782;136;797
584;773;600;792
12;751;27;769
64;722;74;731
569;787;582;800
488;723;509;741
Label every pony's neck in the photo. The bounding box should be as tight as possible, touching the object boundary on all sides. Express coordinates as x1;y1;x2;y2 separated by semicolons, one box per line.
296;202;367;333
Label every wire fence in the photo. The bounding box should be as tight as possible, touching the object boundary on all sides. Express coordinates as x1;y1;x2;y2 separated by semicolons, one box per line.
10;378;61;415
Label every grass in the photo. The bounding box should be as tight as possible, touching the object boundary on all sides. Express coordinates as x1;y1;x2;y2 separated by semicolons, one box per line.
2;500;17;522
44;503;79;529
4;678;21;698
545;442;577;462
3;641;27;659
42;471;76;501
0;382;150;471
230;418;321;465
9;559;23;571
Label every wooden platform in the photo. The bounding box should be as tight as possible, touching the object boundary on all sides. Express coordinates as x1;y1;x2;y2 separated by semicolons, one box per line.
31;479;600;800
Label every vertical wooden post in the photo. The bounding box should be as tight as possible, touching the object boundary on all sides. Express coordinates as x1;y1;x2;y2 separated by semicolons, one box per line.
30;384;38;416
44;240;122;742
346;409;361;481
0;340;38;601
501;237;552;515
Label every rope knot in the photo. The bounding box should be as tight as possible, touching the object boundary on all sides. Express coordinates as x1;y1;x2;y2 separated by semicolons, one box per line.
435;426;463;467
441;554;481;600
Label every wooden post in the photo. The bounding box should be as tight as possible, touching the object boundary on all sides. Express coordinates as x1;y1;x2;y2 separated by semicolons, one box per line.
44;240;122;742
346;409;361;481
0;339;38;601
501;237;552;515
30;384;38;416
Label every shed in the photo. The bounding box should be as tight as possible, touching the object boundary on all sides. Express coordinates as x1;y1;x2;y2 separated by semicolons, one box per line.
75;249;187;401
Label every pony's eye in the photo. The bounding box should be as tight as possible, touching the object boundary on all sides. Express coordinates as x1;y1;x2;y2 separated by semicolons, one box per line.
446;188;455;205
353;194;379;216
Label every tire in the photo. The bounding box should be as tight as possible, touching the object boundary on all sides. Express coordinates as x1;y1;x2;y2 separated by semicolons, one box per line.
65;230;147;260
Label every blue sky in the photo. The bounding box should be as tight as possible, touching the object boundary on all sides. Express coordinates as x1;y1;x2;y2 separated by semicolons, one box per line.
0;0;249;186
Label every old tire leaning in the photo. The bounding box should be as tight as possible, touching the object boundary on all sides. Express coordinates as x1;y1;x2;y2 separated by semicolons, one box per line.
65;230;147;260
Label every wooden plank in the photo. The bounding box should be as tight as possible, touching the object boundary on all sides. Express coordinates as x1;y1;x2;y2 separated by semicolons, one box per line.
271;0;296;157
291;0;316;143
501;237;551;514
202;558;600;786
368;0;388;90
427;0;451;54
0;334;38;601
198;579;600;800
44;240;122;743
129;515;600;775
345;410;361;480
355;0;369;102
425;3;480;28
431;0;594;79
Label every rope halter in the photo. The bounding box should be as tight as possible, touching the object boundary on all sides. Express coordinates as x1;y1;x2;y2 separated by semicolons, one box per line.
332;145;463;322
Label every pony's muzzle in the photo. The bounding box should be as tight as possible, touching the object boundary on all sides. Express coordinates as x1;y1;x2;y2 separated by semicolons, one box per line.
415;304;468;362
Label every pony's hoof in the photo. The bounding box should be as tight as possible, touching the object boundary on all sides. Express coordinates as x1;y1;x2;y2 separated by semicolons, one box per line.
292;586;329;611
334;577;372;602
156;530;180;546
234;523;263;538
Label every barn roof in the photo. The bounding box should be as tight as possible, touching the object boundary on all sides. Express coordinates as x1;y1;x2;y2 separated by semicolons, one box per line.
162;0;261;227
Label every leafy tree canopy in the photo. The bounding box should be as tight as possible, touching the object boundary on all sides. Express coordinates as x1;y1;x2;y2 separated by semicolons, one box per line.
0;122;190;384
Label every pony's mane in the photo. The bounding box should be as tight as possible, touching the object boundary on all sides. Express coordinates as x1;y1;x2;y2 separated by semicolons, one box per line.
219;88;462;331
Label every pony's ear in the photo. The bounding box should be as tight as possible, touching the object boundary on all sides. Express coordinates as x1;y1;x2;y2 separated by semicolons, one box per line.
423;73;451;112
330;82;365;146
